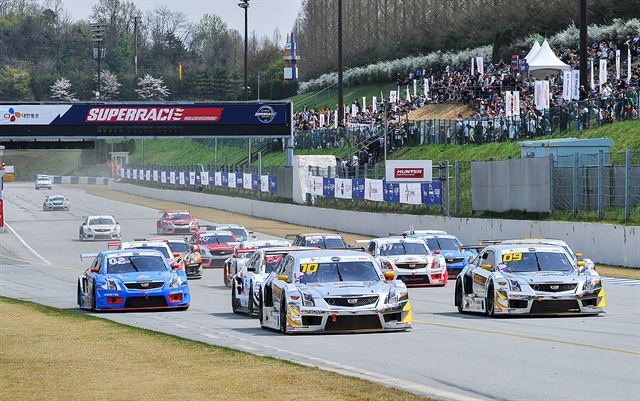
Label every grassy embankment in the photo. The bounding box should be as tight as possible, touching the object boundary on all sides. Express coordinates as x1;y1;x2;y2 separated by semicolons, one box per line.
0;297;431;401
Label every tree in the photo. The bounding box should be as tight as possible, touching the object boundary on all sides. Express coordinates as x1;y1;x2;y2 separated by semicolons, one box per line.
49;77;77;100
95;69;121;100
135;73;169;100
0;65;34;100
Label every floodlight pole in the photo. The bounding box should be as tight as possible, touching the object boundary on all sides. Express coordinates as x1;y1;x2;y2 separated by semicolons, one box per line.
337;0;344;126
579;0;588;93
239;0;250;100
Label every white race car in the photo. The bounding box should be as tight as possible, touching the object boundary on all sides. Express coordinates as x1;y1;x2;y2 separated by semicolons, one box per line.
43;195;70;211
223;239;292;287
79;215;121;241
455;243;606;316
363;237;448;287
35;175;53;190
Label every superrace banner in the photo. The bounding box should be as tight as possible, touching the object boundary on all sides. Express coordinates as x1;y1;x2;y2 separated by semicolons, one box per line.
0;102;292;138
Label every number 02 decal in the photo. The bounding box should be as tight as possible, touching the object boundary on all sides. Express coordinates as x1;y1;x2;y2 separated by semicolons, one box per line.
300;263;318;273
502;253;522;262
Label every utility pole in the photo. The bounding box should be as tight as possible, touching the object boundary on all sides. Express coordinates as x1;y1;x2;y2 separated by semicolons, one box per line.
238;0;250;100
133;15;141;75
257;72;260;101
91;23;105;100
579;0;588;92
337;0;344;125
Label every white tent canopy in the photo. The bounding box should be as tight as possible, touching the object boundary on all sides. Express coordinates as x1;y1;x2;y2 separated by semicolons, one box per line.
525;41;541;62
527;39;570;78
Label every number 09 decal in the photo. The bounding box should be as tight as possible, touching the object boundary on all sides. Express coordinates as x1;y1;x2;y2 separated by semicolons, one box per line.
502;253;522;262
300;263;318;273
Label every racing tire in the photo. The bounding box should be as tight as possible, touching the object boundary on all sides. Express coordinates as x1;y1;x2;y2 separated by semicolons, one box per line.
258;291;265;327
223;265;230;287
279;296;288;334
231;284;241;314
485;284;495;317
455;280;465;313
157;226;162;235
79;230;84;241
77;281;82;308
90;285;97;312
247;282;255;317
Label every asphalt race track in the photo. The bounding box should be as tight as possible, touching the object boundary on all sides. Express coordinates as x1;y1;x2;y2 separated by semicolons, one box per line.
1;183;639;401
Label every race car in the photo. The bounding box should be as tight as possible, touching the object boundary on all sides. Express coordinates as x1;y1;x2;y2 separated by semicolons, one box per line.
35;175;52;190
223;239;292;287
287;233;348;249
207;224;255;242
109;239;185;271
43;195;70;211
403;230;476;278
77;249;190;311
187;230;238;268
259;249;412;334
498;238;595;271
156;210;199;235
364;237;448;287
231;246;311;315
454;243;606;316
182;245;203;279
79;215;121;241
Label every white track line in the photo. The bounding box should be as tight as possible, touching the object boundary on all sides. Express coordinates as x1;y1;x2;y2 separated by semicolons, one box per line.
4;222;52;266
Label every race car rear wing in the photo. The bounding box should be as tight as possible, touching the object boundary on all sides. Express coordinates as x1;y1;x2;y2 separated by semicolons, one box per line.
80;253;98;261
460;245;486;252
107;241;121;250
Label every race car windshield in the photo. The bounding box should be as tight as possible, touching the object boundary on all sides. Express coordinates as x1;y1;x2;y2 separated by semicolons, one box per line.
380;242;428;256
89;218;114;225
228;228;248;240
502;252;574;273
49;196;65;202
299;261;379;283
264;255;284;273
200;234;235;244
130;246;171;259
106;255;167;274
167;242;189;253
424;238;460;251
167;213;190;220
305;237;346;249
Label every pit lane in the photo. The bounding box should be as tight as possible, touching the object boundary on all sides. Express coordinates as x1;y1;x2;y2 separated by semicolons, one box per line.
1;182;639;401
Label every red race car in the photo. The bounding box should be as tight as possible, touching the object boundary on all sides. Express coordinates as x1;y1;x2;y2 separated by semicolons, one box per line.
156;210;199;235
187;230;238;268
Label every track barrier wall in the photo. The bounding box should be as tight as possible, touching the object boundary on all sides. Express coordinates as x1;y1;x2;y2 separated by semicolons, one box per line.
109;181;639;268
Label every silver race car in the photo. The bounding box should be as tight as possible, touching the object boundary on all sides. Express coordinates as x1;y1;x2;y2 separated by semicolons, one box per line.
231;246;309;315
259;249;412;334
43;195;70;211
455;243;606;316
223;239;292;287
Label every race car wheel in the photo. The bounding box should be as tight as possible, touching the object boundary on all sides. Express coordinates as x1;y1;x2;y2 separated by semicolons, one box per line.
90;285;97;312
231;284;241;314
485;284;495;317
77;282;82;307
157;226;162;235
247;282;255;316
258;291;265;326
223;265;230;287
78;230;83;241
279;296;288;334
455;280;464;313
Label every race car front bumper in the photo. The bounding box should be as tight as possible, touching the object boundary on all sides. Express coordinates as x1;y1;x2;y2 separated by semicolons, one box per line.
95;287;190;311
283;301;412;333
201;254;232;268
491;288;606;315
44;205;69;210
161;225;197;234
396;267;448;287
83;232;121;240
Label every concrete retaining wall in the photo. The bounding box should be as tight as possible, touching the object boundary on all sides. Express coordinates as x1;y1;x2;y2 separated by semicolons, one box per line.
110;182;640;268
53;176;109;185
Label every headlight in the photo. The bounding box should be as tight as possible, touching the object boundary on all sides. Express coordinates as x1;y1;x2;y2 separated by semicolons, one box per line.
100;278;119;290
584;278;600;291
386;288;398;304
167;221;175;227
301;290;314;307
169;274;184;288
508;279;521;292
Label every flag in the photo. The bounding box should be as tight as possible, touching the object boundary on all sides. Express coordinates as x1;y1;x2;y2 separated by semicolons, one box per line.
505;91;513;117
476;57;484;75
413;79;417;96
628;46;632;84
334;109;338;128
390;90;397;103
571;70;580;100
362;97;366;111
562;70;572;101
471;57;475;75
599;59;607;89
512;91;520;116
615;49;621;80
406;85;411;100
372;96;377;112
534;80;550;110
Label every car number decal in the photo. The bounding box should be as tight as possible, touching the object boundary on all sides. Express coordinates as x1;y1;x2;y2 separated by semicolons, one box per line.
108;257;127;265
502;252;522;262
300;263;318;273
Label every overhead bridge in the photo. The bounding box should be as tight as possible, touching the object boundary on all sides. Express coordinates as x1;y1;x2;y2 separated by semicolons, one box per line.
0;101;292;146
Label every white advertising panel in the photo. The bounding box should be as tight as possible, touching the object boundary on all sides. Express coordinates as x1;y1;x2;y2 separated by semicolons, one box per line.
335;178;353;199
400;183;422;205
364;179;384;202
161;171;167;183
385;160;432;183
189;171;196;185
201;171;209;186
228;172;236;188
260;175;269;192
215;172;222;186
179;172;186;185
243;173;252;190
169;171;176;184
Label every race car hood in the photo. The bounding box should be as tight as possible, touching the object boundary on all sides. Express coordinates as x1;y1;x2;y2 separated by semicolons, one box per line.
299;281;387;298
201;243;235;251
504;270;579;284
107;270;173;283
88;224;116;230
381;254;432;264
440;250;474;260
167;219;191;225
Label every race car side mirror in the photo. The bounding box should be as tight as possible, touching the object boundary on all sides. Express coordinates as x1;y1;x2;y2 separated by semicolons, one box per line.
172;253;181;258
171;263;181;269
277;275;289;281
384;271;396;281
90;267;100;273
575;252;583;258
481;264;493;271
433;250;440;254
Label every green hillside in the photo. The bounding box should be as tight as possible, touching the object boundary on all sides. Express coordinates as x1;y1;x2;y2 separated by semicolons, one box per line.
290;82;398;112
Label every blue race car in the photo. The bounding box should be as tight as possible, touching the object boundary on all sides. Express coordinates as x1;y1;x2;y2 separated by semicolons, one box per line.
403;230;477;278
77;249;190;311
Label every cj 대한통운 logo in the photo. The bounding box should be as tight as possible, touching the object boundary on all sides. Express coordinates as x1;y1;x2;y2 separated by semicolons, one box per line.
3;107;39;123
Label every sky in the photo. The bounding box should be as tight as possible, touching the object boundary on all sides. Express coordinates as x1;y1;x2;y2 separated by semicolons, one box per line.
59;0;302;38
